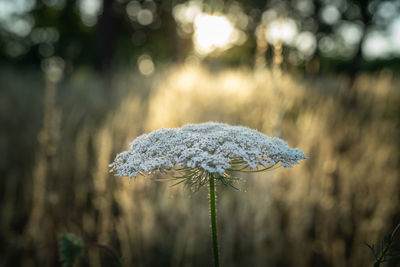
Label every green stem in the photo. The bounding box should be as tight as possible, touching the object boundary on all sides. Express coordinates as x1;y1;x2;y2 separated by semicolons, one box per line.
209;173;220;267
210;0;215;14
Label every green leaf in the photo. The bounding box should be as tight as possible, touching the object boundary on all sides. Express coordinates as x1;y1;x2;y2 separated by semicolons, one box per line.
59;233;84;267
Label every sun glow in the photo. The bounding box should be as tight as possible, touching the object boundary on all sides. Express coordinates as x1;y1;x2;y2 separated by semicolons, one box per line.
193;14;236;54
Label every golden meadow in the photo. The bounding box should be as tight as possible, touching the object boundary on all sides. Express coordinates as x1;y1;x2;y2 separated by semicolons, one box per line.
1;64;399;266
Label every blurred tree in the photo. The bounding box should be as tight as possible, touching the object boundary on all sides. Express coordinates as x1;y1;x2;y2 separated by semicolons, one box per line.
96;0;116;74
0;0;399;75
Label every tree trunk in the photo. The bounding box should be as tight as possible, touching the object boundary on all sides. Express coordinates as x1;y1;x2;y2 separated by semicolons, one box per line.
96;0;116;76
348;0;370;87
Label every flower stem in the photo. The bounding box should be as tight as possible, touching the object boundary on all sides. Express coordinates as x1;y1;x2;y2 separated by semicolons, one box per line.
209;173;220;267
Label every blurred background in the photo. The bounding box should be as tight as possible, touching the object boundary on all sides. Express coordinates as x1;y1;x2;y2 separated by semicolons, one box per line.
1;0;400;266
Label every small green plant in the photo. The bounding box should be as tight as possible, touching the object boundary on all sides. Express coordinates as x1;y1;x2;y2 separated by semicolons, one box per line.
59;233;84;267
59;233;123;267
110;122;307;267
365;223;400;267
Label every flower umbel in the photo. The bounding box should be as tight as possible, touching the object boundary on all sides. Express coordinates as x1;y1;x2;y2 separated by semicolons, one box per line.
110;122;307;190
110;122;307;267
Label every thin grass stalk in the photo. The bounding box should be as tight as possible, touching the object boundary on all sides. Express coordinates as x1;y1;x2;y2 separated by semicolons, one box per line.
208;173;220;267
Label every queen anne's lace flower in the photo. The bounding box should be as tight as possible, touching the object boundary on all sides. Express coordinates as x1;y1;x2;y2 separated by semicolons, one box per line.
110;122;307;183
110;122;307;265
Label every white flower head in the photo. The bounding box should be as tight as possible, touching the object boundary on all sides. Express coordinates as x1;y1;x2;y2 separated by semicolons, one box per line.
110;122;307;189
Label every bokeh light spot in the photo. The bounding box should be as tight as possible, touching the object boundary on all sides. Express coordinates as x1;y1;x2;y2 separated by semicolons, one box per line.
137;9;153;26
137;54;155;76
265;18;298;45
320;5;340;25
295;31;317;57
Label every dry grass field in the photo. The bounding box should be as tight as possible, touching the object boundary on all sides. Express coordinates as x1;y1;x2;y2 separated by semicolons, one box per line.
1;64;399;266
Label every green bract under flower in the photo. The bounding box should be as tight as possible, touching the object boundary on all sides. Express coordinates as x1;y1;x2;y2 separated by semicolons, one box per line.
110;122;307;186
